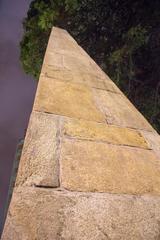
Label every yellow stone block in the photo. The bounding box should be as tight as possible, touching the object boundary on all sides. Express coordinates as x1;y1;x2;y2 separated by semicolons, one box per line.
41;64;121;93
140;130;160;157
82;72;121;92
61;139;160;194
50;27;78;45
94;88;154;131
34;78;105;123
48;34;78;51
63;118;149;149
49;27;96;59
44;50;94;74
44;52;64;68
63;54;94;73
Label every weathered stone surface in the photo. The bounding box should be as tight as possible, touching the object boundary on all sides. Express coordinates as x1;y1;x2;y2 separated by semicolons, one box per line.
47;38;90;61
41;64;121;93
34;78;105;123
43;51;64;69
46;28;126;95
48;35;80;54
44;29;111;80
15;111;59;187
44;47;95;74
49;27;80;51
63;118;148;148
62;54;96;73
94;88;154;131
49;27;102;65
61;139;160;194
141;130;160;157
81;72;121;93
45;51;95;74
48;27;102;71
51;27;75;42
50;27;110;80
41;27;122;94
2;187;160;240
2;188;72;240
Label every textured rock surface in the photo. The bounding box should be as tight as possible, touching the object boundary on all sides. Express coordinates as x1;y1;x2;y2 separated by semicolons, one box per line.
2;27;160;239
63;118;148;148
15;111;59;187
94;88;154;130
141;130;160;157
41;65;120;93
34;78;105;123
60;139;160;194
2;187;160;240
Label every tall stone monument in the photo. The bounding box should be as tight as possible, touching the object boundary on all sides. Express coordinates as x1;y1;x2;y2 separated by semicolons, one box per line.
2;27;160;239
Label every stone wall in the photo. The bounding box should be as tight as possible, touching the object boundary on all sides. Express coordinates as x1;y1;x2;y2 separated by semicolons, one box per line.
2;27;160;240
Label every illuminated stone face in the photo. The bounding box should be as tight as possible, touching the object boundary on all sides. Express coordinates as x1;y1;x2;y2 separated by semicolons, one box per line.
34;78;106;123
2;27;160;239
2;187;160;240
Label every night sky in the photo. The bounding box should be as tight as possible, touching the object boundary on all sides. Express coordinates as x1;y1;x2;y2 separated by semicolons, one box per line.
0;0;37;232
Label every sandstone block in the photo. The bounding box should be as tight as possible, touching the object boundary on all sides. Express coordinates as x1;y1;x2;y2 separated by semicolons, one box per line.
60;139;160;194
141;130;160;157
16;111;59;187
41;64;120;93
44;52;64;68
2;187;160;240
94;88;154;131
63;118;148;148
34;78;105;123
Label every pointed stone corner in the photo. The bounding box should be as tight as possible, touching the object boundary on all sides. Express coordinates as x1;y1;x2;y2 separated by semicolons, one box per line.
2;27;160;239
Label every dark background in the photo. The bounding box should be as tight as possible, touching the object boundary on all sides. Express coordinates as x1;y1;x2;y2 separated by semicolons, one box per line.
0;0;37;233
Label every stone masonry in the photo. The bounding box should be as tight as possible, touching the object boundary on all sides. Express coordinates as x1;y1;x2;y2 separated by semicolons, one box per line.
2;27;160;239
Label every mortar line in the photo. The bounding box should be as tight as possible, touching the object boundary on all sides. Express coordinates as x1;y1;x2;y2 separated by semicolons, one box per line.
15;185;160;199
63;134;151;150
33;110;156;133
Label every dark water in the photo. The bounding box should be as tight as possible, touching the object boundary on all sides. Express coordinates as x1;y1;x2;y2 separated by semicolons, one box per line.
0;0;37;233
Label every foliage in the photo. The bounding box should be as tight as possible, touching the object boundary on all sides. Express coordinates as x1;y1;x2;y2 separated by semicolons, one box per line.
20;0;160;132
